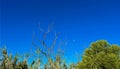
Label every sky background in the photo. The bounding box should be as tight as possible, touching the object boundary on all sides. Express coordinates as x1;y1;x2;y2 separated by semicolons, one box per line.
1;0;120;63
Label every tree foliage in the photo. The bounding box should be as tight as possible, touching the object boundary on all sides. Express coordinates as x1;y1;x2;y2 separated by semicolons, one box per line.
77;40;120;69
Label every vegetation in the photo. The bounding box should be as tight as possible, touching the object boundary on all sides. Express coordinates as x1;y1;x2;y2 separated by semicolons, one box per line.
0;25;120;69
76;40;120;69
0;40;120;69
0;24;68;69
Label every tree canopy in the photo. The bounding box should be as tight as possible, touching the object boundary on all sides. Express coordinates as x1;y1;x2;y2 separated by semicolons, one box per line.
77;40;120;69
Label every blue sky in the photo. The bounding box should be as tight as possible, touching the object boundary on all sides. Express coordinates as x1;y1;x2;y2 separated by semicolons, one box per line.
1;0;120;63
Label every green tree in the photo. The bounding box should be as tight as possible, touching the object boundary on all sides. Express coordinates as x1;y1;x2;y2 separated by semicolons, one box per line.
77;40;120;69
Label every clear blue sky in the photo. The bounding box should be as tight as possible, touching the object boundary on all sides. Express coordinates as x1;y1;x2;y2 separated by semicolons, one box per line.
1;0;120;63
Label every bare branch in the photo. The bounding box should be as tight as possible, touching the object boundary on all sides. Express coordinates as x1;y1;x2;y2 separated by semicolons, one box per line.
38;22;44;33
32;23;66;67
34;36;47;51
41;40;47;50
46;22;54;34
32;42;48;58
32;31;47;51
48;32;60;52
